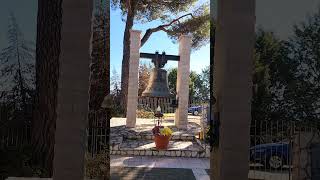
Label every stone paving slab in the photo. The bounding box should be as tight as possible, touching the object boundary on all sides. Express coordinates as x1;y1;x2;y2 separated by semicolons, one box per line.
110;167;196;180
111;155;210;180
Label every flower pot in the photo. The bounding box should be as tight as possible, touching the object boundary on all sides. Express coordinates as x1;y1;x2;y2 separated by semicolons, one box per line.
154;134;171;150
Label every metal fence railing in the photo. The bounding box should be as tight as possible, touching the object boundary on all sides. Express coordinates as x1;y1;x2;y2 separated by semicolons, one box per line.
87;109;109;158
0;103;32;148
0;125;31;148
137;96;206;114
0;106;109;159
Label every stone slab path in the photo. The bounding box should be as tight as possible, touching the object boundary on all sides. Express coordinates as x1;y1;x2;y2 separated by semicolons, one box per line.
110;167;196;180
110;155;210;180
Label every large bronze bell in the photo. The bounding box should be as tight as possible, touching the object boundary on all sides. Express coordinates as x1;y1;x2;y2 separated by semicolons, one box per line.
141;51;172;98
141;68;171;97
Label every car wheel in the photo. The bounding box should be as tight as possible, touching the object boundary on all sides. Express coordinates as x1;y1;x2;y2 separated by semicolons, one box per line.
267;155;283;169
193;111;199;116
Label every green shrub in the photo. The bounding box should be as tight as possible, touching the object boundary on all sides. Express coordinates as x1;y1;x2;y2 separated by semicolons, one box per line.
136;109;154;119
85;152;109;179
0;145;48;179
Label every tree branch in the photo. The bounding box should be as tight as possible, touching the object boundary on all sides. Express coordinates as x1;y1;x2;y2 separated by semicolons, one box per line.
140;13;193;47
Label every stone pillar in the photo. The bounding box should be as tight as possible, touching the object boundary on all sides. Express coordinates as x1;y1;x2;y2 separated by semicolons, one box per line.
52;0;92;179
126;30;141;128
211;0;255;180
175;35;191;129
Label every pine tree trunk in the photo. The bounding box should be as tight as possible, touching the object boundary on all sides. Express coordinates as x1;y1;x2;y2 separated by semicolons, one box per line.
88;3;108;112
87;0;109;160
87;1;110;178
32;0;62;176
120;10;134;115
104;2;110;177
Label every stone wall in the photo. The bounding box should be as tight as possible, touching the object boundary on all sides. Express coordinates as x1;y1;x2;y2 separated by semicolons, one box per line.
292;131;320;180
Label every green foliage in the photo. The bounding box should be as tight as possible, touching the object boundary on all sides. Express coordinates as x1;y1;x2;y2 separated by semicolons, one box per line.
168;68;177;94
284;9;320;123
168;67;210;104
136;109;154;119
85;152;109;179
251;9;320;128
111;0;210;49
167;3;210;49
196;66;210;102
252;29;280;123
111;0;198;22
189;71;198;100
110;68;125;117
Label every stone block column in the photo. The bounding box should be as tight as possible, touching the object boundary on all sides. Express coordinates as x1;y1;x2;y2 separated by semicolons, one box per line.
175;35;191;129
126;30;141;128
211;0;255;180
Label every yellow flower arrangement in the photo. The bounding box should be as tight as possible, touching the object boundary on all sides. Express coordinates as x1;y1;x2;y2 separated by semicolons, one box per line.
160;127;173;136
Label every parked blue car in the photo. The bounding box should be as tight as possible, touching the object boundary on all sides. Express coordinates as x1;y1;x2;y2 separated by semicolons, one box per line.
188;106;202;115
250;142;291;169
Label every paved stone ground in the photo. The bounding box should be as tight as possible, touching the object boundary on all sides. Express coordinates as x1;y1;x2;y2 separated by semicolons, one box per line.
109;116;210;179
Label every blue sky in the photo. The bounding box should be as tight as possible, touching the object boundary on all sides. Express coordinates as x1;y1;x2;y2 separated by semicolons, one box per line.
110;3;210;76
1;0;319;75
0;0;38;50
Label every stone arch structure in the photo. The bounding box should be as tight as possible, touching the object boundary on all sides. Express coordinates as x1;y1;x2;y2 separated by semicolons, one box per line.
125;30;191;130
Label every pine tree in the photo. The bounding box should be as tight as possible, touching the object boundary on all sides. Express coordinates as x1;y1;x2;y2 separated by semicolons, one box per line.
0;13;35;109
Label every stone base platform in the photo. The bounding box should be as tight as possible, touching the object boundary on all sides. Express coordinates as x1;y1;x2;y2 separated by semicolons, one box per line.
110;140;207;158
111;125;197;142
110;123;210;158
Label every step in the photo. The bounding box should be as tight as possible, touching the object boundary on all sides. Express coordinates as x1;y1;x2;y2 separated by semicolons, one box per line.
110;140;209;158
124;132;196;141
111;125;200;142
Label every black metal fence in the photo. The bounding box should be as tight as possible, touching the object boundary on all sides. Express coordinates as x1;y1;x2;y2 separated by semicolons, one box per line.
137;96;206;114
138;97;174;113
0;103;32;148
87;109;109;157
0;104;109;158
